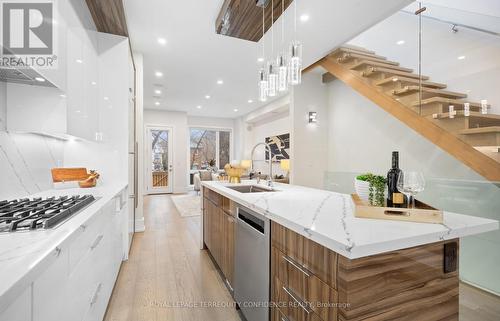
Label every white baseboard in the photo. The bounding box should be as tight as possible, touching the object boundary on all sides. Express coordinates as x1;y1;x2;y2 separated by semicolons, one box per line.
135;217;145;232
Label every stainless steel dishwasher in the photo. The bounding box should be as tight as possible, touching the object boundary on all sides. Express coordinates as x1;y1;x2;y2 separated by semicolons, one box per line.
234;206;270;321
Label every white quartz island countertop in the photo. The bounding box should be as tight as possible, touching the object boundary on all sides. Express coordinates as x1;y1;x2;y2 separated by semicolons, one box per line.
202;180;498;259
0;182;127;307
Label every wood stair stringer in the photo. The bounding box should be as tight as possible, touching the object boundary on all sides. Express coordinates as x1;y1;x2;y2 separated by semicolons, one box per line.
319;56;500;182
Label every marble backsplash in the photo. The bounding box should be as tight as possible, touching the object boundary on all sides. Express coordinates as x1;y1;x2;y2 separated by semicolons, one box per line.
0;132;65;200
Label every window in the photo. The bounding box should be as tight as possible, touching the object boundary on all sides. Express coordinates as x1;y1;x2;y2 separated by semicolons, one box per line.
190;128;231;170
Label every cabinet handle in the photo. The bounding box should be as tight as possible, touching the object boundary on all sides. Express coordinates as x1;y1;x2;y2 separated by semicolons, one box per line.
282;286;311;315
227;216;235;223
90;283;102;306
90;235;104;250
54;247;62;257
282;255;311;277
80;224;87;231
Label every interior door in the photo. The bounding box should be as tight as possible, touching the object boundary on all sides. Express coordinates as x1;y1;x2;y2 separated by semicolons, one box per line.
146;126;173;194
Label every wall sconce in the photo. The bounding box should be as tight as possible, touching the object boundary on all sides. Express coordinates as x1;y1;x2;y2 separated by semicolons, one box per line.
308;111;317;123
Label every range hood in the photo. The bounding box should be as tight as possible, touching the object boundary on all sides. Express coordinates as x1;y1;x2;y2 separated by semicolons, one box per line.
0;67;57;88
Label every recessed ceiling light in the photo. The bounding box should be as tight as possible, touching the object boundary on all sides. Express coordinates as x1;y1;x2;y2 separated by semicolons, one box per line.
154;89;162;95
233;108;239;112
396;40;405;45
392;77;399;82
75;110;81;113
205;95;211;99
217;79;224;85
155;102;160;106
300;14;309;22
248;99;253;103
257;57;264;63
157;37;167;45
458;55;466;60
104;97;109;101
155;71;163;77
91;81;96;85
35;77;45;82
76;59;83;64
197;105;202;109
59;94;66;98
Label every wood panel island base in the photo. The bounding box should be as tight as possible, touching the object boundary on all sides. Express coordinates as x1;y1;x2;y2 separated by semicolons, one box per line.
201;183;496;321
272;223;458;321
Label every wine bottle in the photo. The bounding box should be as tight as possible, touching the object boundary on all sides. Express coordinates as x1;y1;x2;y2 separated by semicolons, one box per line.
387;151;404;207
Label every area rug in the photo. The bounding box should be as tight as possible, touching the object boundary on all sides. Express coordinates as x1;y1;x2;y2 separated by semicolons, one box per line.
171;194;201;217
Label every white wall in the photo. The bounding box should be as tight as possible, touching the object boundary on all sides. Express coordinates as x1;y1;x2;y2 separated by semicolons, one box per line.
0;82;6;131
290;72;329;188
327;80;484;180
187;116;234;130
242;112;291;177
144;110;188;194
349;11;500;114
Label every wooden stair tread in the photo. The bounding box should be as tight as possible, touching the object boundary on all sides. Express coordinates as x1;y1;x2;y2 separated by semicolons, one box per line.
411;97;488;107
431;112;500;120
335;48;387;60
459;126;500;134
393;86;467;98
350;60;412;73
374;76;447;89
337;53;399;65
339;45;376;55
362;66;430;80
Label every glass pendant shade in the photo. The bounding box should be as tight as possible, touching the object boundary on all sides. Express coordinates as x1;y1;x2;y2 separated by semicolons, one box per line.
259;69;268;102
481;99;488;114
277;54;288;92
289;41;302;85
267;62;277;97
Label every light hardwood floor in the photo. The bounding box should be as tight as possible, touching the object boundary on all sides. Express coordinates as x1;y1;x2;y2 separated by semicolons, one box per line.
104;194;241;321
104;195;500;321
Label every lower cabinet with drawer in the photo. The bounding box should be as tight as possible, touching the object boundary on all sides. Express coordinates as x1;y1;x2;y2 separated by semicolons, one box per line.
202;187;235;290
0;190;127;321
271;222;339;321
271;221;460;321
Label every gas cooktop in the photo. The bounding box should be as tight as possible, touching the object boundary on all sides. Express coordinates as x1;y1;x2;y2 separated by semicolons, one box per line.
0;195;96;233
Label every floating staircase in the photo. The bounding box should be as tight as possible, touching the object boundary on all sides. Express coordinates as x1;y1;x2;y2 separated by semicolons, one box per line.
319;45;500;181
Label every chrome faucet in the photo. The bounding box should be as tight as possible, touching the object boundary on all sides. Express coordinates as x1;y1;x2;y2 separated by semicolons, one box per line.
250;142;274;187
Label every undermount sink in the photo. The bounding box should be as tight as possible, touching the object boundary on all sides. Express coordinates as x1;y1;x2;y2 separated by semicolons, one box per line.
226;185;277;193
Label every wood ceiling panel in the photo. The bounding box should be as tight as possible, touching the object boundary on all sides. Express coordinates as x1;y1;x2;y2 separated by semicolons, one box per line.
216;0;293;42
85;0;129;37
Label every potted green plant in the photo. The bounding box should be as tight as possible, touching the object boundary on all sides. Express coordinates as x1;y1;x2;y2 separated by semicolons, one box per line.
354;173;387;206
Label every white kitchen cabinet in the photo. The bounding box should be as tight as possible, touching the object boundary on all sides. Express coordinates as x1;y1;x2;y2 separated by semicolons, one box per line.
0;286;31;321
33;246;69;321
2;188;127;321
66;27;100;141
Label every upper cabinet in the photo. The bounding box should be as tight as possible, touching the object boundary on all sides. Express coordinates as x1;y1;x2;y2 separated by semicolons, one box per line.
4;0;129;143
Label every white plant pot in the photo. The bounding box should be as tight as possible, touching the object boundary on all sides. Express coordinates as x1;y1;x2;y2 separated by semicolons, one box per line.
354;179;371;202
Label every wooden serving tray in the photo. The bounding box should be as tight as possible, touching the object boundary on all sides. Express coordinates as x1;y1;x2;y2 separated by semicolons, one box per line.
351;194;443;224
51;168;89;182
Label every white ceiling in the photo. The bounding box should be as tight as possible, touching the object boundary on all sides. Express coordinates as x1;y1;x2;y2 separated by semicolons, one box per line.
123;0;413;118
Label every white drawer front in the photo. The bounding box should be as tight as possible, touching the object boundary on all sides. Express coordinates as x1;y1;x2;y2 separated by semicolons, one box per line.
33;246;69;321
0;286;31;321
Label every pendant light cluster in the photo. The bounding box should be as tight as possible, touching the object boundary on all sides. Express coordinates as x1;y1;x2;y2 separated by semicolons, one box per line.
259;0;302;102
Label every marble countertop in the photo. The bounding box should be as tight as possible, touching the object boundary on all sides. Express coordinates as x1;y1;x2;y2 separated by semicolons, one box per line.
202;180;498;259
0;182;128;308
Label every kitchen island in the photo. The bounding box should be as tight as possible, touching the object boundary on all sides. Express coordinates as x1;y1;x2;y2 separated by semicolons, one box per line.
201;180;498;321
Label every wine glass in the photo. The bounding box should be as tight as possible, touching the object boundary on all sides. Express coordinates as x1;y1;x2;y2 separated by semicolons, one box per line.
397;171;425;209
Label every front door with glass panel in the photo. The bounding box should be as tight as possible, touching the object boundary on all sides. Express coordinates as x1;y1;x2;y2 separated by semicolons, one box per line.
146;126;173;194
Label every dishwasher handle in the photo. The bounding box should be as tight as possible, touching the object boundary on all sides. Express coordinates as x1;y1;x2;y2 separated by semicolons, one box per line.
238;210;265;234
